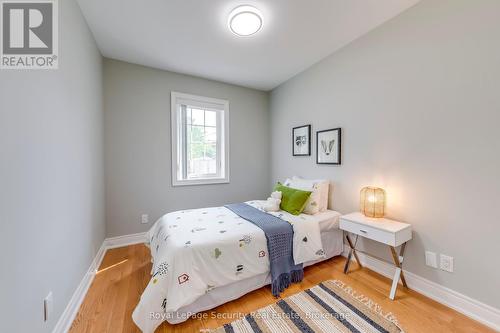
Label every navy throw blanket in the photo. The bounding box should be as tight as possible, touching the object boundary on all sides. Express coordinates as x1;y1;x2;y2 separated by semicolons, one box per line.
225;203;303;296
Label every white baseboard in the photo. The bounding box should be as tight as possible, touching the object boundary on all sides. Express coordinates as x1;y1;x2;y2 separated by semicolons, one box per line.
342;248;500;331
52;243;106;333
104;232;148;249
52;232;147;333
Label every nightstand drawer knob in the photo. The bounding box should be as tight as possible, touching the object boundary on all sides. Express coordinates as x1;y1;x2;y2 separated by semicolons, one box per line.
359;229;368;233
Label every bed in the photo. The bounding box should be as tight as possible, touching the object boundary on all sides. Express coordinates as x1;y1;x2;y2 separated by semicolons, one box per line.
132;197;343;332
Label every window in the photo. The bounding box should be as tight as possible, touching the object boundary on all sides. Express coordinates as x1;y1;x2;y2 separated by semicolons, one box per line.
171;92;229;186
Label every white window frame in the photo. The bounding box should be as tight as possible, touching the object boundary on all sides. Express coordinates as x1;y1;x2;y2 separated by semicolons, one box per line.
171;91;230;186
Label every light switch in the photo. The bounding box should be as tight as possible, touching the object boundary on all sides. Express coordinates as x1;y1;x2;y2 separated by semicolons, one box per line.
425;251;437;268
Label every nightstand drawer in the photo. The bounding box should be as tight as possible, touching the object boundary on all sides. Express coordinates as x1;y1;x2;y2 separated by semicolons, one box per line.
340;219;394;245
339;213;412;247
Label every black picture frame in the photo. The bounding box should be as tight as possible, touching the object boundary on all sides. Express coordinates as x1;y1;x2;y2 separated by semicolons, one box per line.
292;125;311;156
316;128;341;165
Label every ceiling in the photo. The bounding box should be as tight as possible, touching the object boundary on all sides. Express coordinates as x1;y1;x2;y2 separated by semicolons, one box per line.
77;0;420;91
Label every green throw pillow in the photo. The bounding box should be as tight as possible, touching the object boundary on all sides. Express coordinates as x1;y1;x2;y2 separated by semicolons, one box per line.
274;182;312;215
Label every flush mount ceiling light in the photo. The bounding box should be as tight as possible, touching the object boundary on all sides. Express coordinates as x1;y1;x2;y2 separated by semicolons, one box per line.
228;5;263;36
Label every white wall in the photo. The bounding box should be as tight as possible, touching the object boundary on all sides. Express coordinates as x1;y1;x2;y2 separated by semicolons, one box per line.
104;59;270;237
0;0;105;332
270;0;500;309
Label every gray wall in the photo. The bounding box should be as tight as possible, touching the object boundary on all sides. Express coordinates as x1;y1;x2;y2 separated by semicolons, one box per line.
0;0;104;332
104;59;270;237
270;0;500;308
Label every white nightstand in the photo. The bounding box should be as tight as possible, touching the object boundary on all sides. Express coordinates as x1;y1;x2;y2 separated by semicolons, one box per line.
339;212;412;300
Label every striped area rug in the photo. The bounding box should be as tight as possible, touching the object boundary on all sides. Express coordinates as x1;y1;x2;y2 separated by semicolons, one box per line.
210;280;403;333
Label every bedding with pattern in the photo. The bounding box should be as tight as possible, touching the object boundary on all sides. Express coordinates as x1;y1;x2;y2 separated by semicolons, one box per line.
132;200;325;333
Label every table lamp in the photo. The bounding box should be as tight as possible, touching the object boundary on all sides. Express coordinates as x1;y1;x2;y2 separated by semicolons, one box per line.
360;187;386;218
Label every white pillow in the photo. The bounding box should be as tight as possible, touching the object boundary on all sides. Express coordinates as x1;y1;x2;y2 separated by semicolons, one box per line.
283;177;327;214
291;176;330;212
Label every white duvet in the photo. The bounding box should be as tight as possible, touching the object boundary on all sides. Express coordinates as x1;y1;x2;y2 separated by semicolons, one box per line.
132;200;325;332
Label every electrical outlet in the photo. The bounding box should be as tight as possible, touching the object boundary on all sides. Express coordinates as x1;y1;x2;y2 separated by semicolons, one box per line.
425;251;437;268
440;254;454;273
44;292;53;322
141;214;149;224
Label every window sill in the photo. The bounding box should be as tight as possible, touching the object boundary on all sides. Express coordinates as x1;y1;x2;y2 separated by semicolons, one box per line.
172;177;230;187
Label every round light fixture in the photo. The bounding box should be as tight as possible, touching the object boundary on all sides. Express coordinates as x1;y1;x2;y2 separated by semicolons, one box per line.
228;5;263;36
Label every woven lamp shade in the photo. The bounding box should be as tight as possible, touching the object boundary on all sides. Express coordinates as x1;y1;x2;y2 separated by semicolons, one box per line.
360;187;386;218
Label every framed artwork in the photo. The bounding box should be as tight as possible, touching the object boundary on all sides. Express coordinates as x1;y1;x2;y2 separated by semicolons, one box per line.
316;128;341;165
292;125;311;156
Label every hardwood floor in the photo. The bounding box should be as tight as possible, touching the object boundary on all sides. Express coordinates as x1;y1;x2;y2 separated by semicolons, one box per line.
70;244;494;333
